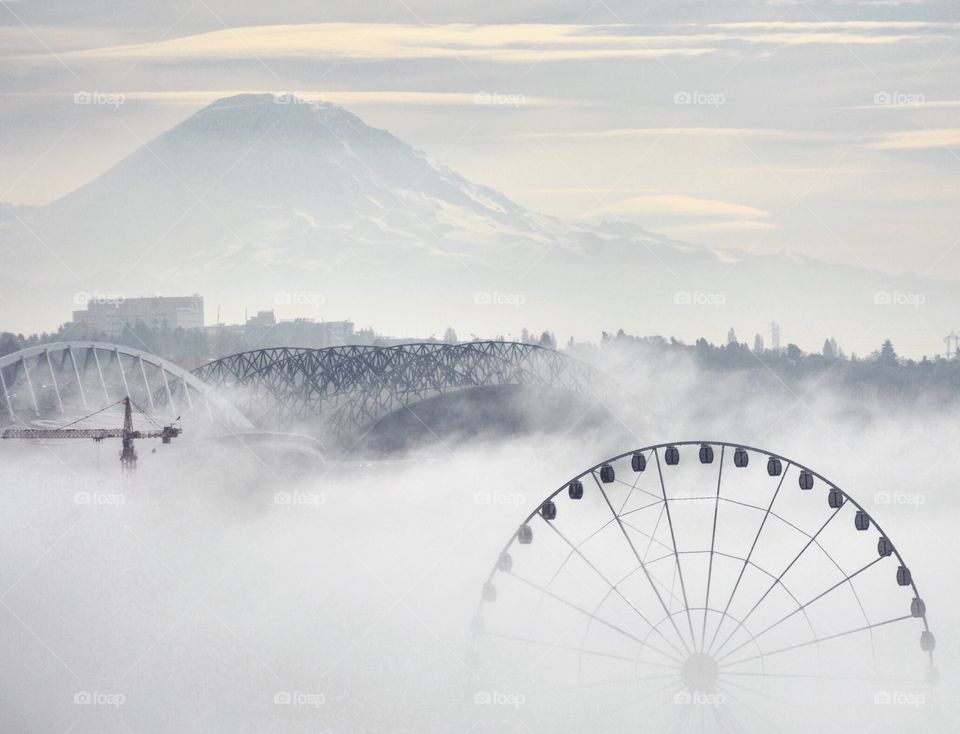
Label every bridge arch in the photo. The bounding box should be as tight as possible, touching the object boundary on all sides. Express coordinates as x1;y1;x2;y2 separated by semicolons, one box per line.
0;342;252;429
193;342;615;442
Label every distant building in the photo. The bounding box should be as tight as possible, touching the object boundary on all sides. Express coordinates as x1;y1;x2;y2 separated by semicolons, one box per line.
244;312;356;348
72;295;204;335
245;310;277;328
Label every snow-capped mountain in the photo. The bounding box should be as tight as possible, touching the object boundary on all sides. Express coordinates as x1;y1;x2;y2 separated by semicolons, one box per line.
2;93;957;354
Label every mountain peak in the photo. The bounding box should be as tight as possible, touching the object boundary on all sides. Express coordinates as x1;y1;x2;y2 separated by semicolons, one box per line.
176;91;372;140
26;88;551;285
202;92;355;118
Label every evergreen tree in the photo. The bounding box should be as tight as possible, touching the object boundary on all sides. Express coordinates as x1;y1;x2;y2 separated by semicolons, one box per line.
878;339;898;365
0;332;20;357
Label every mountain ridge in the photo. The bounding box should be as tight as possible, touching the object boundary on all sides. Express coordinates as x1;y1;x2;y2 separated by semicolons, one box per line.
1;93;957;354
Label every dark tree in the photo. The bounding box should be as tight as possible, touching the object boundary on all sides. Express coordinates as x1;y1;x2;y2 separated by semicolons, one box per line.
878;339;898;365
0;332;21;357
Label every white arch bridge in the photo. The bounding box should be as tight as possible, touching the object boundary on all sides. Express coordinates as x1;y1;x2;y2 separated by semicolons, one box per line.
0;342;251;430
0;341;620;447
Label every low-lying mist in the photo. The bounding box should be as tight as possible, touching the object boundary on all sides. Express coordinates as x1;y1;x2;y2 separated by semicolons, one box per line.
0;345;956;733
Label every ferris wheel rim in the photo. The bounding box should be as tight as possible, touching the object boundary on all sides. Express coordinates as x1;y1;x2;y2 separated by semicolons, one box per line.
476;440;935;674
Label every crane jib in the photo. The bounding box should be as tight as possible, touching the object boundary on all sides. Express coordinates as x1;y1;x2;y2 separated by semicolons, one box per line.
0;396;181;469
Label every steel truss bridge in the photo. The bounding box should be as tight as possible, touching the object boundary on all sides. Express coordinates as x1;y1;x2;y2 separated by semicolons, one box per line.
0;343;251;430
191;341;615;443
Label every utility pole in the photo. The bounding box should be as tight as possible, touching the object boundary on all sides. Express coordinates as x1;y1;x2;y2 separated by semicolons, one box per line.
944;330;959;360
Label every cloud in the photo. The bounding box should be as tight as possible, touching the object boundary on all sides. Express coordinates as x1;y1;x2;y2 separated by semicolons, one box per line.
47;89;585;108
8;21;946;68
593;194;767;219
54;24;718;64
707;21;951;31
587;193;770;222
584;193;775;235
870;129;960;149
667;220;778;233
519;128;835;142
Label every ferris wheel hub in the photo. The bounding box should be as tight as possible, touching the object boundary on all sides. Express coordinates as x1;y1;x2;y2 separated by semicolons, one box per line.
681;652;719;693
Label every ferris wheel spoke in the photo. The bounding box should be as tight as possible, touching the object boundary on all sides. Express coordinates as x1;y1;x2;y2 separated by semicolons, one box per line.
508;571;685;665
523;544;579;642
718;676;792;707
717;496;881;666
715;683;787;734
667;547;680;615
706;463;790;655
721;669;927;684
620;517;687;569
712;504;843;659
710;702;740;734
475;443;934;733
589;547;687;656
672;548;818;651
708;549;820;657
572;513;620;550
720;613;913;669
642;501;668;562
481;630;674;667
612;467;661;514
577;584;617;682
669;699;695;734
526;670;682;696
646;605;766;663
618;497;668;522
593;469;694;656
540;517;689;660
717;554;885;663
701;446;726;652
652;448;698;652
570;678;683;732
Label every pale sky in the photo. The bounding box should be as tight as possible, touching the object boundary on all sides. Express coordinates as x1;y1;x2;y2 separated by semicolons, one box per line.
2;0;959;280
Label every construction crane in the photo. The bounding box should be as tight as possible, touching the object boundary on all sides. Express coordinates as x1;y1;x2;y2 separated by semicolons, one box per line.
1;396;181;471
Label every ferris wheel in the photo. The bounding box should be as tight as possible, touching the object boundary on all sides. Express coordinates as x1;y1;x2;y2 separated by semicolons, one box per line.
470;442;936;734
